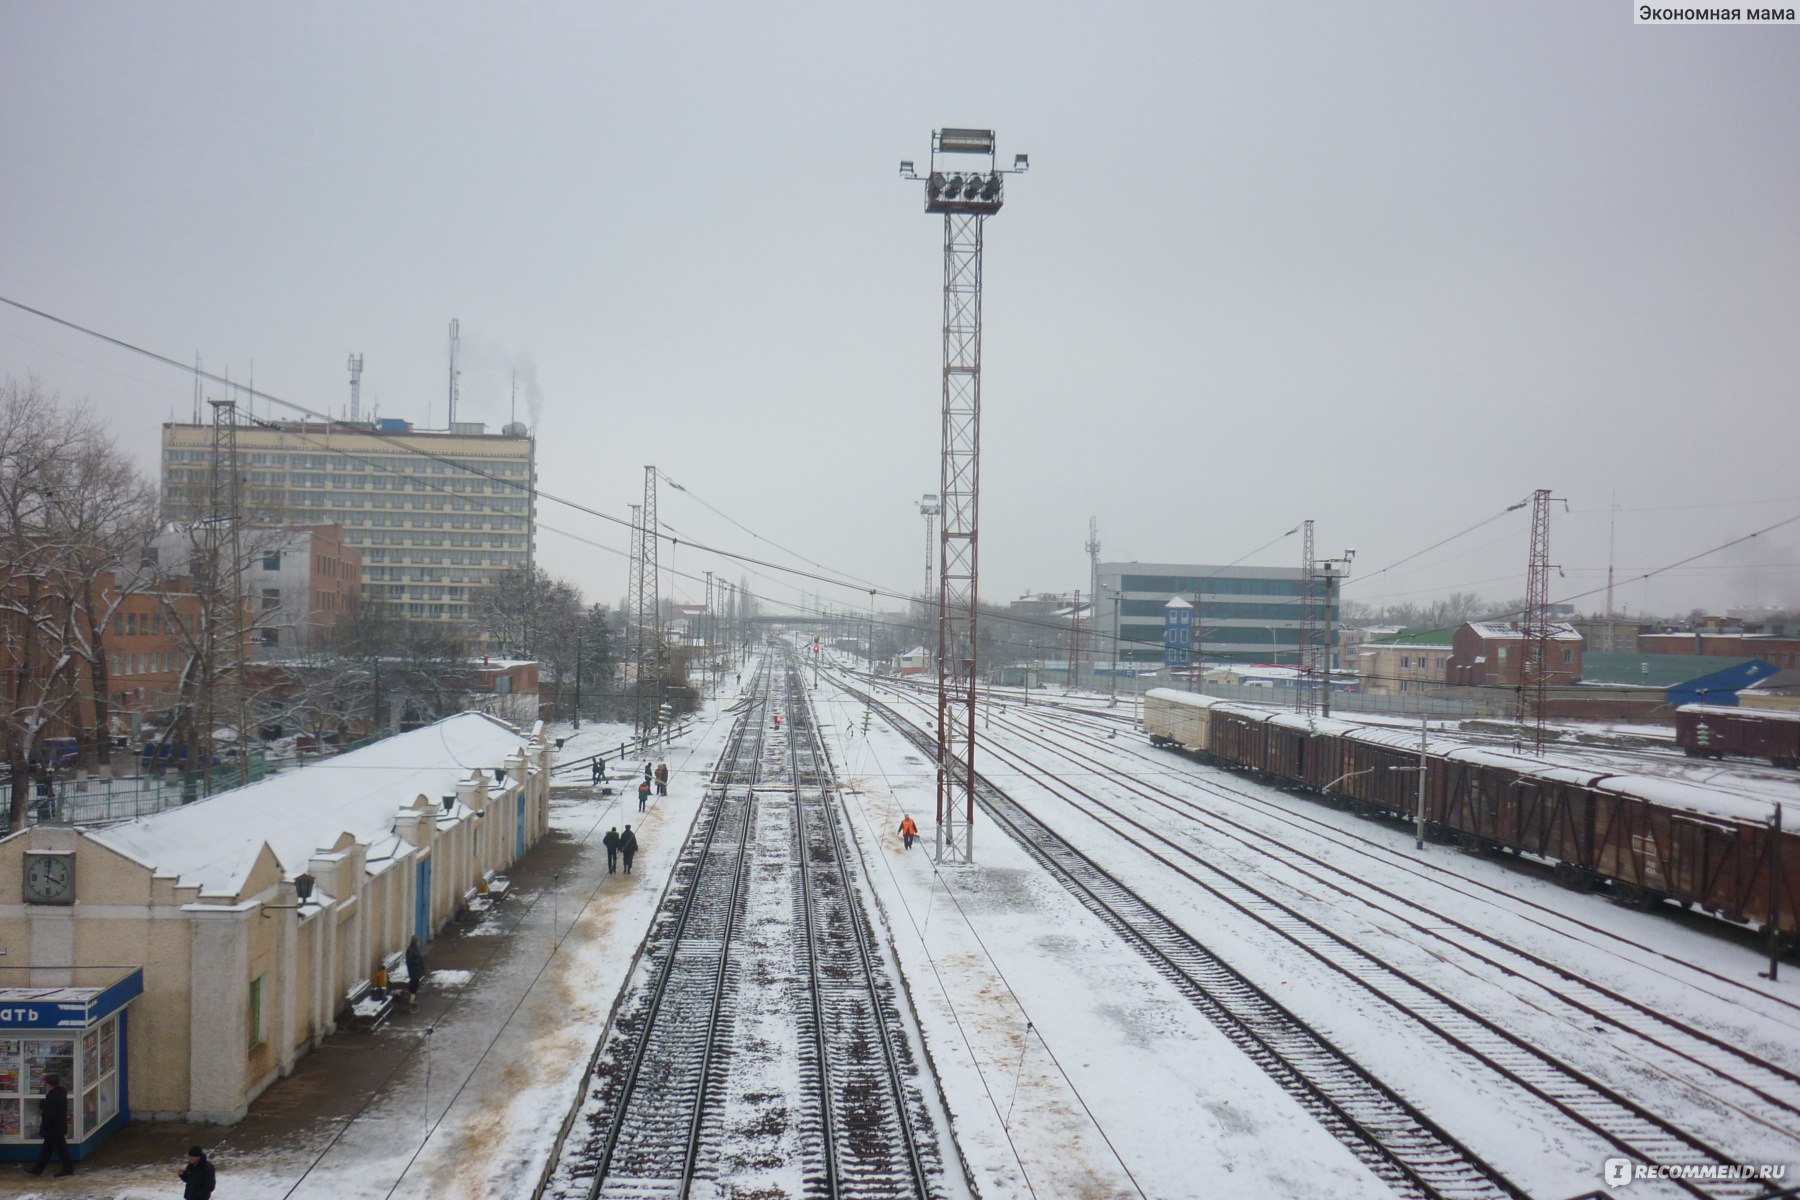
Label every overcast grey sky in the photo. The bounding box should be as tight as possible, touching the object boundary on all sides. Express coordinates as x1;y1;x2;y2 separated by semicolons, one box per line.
3;2;1797;622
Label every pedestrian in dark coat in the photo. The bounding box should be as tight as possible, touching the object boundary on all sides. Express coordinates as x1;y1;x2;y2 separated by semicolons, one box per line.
405;936;425;1010
26;1072;72;1176
654;762;668;796
592;758;605;784
637;780;651;812
642;761;652;783
620;826;638;874
602;826;621;874
179;1145;217;1199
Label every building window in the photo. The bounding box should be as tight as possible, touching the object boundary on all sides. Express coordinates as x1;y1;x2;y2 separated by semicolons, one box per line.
1562;648;1572;664
248;976;266;1049
261;628;279;646
262;588;280;611
263;551;281;570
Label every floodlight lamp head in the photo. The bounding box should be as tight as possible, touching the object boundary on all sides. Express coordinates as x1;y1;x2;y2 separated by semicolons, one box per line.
962;174;985;199
899;160;915;176
1013;153;1029;170
937;127;996;155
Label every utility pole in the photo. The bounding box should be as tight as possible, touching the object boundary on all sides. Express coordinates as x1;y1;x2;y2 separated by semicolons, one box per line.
1298;519;1317;713
1313;550;1354;720
573;628;583;730
1086;517;1101;688
208;398;250;789
900;128;1028;864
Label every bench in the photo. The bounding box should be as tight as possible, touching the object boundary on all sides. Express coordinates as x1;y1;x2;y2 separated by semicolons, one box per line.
484;874;512;901
343;950;409;1030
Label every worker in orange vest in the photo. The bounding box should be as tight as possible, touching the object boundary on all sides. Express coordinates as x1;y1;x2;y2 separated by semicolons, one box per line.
898;815;918;850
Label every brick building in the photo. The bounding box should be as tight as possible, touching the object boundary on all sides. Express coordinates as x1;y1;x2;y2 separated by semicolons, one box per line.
1447;620;1584;688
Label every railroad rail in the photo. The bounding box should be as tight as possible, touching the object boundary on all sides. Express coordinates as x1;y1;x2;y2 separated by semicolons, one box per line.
990;704;1800;1138
544;656;950;1200
843;681;1522;1200
846;672;1795;1199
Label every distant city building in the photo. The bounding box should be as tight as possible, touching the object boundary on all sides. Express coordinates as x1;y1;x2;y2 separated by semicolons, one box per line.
1638;631;1800;670
159;419;534;631
1738;668;1800;712
1357;629;1454;696
151;523;361;656
1093;562;1325;667
1447;620;1584;689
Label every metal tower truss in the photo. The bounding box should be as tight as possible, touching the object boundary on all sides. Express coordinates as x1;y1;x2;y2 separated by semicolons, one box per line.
901;128;1027;865
1297;518;1318;713
637;467;661;732
1517;488;1556;752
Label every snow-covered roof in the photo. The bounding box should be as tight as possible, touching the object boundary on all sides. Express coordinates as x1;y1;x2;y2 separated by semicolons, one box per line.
88;712;534;899
1465;620;1582;642
1678;702;1800;725
1164;596;1191;609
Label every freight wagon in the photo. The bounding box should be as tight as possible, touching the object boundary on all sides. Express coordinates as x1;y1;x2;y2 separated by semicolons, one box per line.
1677;704;1800;768
1142;688;1799;941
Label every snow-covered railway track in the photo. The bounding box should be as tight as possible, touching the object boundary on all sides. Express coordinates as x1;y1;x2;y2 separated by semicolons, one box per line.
848;685;1523;1200
545;658;947;1200
894;688;1785;1199
993;706;1800;1140
784;664;939;1200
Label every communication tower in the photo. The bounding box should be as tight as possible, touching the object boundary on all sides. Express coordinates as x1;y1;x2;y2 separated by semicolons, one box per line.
900;128;1028;863
447;319;461;427
347;353;364;422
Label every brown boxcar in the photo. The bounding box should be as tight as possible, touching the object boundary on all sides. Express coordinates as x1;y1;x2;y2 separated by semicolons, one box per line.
1676;704;1800;768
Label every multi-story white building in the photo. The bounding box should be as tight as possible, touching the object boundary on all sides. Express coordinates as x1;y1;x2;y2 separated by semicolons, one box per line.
1093;561;1324;669
160;419;534;631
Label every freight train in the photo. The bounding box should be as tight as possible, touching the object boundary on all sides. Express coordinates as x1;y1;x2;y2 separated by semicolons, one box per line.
1676;704;1800;769
1143;688;1798;942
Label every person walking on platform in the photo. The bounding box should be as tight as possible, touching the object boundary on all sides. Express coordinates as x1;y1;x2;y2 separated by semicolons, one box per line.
592;757;605;785
27;1072;72;1176
898;815;918;850
620;825;639;874
603;827;621;874
654;762;669;796
178;1145;217;1199
405;936;426;1011
637;779;651;812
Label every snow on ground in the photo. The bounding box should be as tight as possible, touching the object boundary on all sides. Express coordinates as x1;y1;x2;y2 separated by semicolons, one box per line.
814;663;1799;1199
812;682;1399;1200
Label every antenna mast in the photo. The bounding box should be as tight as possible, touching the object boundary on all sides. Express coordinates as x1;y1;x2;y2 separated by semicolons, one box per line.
447;318;461;428
347;353;364;423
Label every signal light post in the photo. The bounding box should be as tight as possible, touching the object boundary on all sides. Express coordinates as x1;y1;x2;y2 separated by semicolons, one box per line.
900;129;1028;864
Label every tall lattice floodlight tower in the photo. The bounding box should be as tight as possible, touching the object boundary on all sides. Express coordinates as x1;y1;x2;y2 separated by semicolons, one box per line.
1517;488;1556;752
627;503;647;733
1297;518;1318;712
901;128;1028;864
919;493;939;635
634;467;661;732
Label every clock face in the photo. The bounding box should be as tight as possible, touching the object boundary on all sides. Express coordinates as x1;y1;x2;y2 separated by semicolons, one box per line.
23;853;75;904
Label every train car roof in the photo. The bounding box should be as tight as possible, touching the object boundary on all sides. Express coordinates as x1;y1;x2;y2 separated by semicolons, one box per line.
1144;687;1218;706
1678;703;1800;725
1591;773;1782;825
1266;711;1366;738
